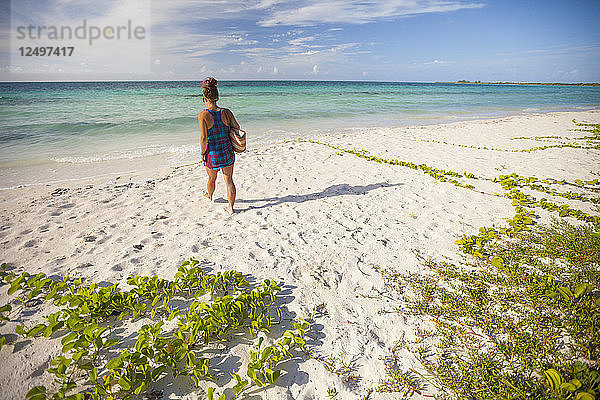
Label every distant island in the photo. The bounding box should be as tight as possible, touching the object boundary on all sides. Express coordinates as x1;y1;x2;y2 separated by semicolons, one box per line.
451;80;600;87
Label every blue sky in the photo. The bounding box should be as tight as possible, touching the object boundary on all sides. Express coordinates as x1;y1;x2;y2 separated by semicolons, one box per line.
1;0;599;81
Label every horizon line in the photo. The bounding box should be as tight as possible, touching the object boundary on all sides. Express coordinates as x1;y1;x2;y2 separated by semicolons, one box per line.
1;79;599;85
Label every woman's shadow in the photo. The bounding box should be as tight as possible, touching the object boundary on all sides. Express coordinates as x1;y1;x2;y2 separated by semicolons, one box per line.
232;182;402;211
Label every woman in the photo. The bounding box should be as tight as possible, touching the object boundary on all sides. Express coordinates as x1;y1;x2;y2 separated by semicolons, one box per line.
198;77;240;214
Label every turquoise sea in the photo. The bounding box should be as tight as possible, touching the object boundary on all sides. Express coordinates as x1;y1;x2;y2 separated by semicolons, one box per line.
0;81;599;168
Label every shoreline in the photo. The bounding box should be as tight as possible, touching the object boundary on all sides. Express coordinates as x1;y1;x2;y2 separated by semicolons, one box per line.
0;110;599;399
1;108;599;191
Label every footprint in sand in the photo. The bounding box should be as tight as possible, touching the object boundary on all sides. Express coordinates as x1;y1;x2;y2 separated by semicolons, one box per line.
96;235;111;244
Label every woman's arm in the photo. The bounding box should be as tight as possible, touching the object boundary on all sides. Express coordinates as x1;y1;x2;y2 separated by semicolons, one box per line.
198;112;209;162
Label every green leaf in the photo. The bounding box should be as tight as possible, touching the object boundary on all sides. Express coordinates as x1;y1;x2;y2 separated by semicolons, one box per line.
265;368;274;383
272;369;281;382
187;352;197;367
569;378;582;390
544;368;562;392
207;387;215;400
72;349;86;361
27;324;46;337
261;347;273;362
573;283;592;299
102;338;118;348
25;386;47;400
490;257;504;268
576;393;595;400
557;287;574;303
65;394;85;400
43;325;54;338
152;365;166;380
15;324;27;336
8;277;25;295
118;377;131;391
83;324;98;338
0;304;12;313
89;367;98;383
232;379;248;394
106;357;123;370
79;362;94;371
133;382;147;395
61;332;78;346
561;382;577;392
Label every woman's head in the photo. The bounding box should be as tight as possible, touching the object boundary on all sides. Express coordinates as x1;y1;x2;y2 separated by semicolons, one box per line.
202;77;219;102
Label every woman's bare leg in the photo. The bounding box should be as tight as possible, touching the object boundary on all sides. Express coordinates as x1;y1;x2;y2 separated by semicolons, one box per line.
222;164;236;214
205;167;218;200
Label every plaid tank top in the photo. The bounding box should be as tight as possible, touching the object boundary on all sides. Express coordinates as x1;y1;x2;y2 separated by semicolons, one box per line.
204;109;235;170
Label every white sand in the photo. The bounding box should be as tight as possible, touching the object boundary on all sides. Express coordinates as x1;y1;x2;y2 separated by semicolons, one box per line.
1;110;599;399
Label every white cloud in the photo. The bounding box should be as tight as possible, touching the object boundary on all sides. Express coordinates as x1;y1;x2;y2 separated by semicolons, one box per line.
288;36;318;46
259;0;484;26
1;0;508;81
330;42;360;52
299;50;319;55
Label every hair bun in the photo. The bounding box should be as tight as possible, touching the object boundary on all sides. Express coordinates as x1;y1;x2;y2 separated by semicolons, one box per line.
201;77;219;101
203;77;218;87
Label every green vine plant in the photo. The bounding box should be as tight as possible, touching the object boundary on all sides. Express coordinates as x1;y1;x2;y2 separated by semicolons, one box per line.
571;120;600;141
304;119;598;398
304;119;600;259
420;120;600;152
417;139;600;152
373;219;599;399
206;319;310;400
0;259;311;400
511;135;566;140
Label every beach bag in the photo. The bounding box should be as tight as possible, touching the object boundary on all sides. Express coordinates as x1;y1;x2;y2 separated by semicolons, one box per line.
230;128;246;153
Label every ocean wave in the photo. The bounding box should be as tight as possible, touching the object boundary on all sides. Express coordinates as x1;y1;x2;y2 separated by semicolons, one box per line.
51;144;199;163
1;115;196;131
